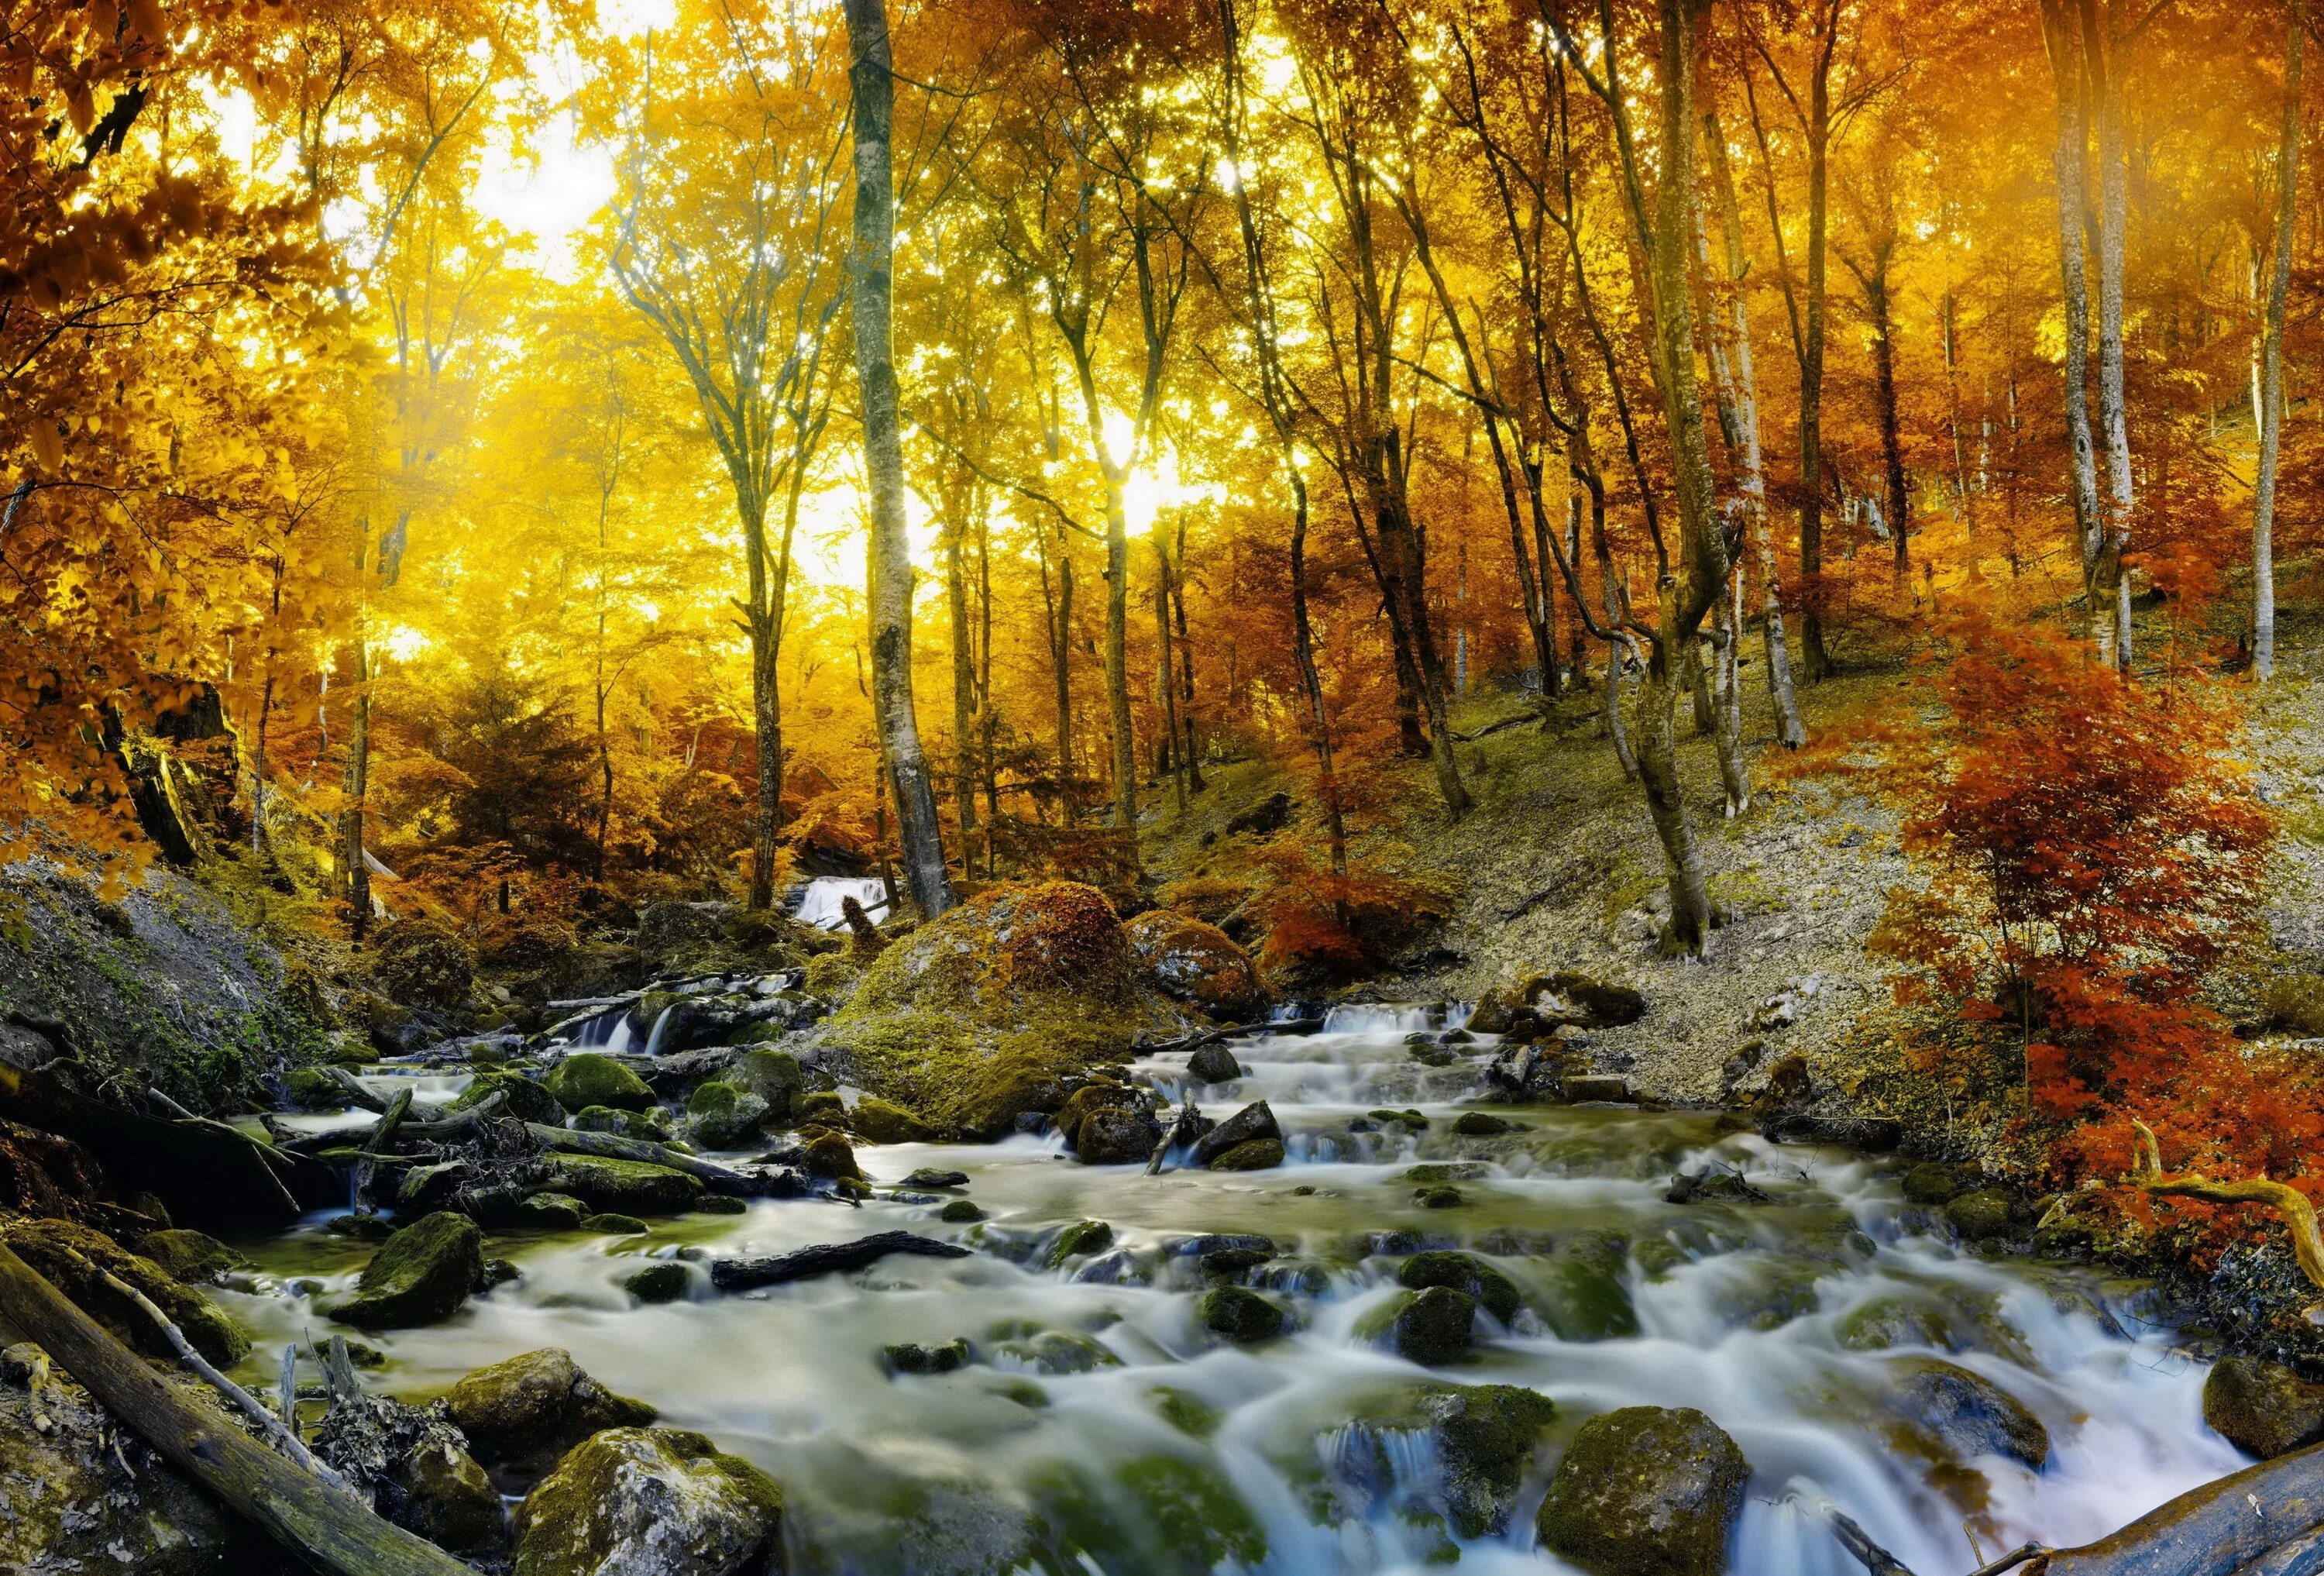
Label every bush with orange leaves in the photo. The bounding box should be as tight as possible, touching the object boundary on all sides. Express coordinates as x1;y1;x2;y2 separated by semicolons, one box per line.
1807;612;2305;1188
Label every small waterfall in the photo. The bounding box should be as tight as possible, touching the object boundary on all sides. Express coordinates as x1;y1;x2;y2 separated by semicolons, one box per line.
1318;1001;1470;1035
574;1007;633;1051
792;877;891;931
641;1003;677;1057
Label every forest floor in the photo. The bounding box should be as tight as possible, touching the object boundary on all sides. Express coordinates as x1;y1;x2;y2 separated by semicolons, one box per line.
1141;609;2324;1126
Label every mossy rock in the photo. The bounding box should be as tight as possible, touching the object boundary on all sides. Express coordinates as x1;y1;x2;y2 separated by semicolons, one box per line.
331;1213;485;1330
1834;1296;1962;1354
512;1427;782;1576
370;919;476;1011
583;1213;649;1235
693;1194;748;1216
732;1048;803;1121
1030;1453;1268;1576
1045;1219;1114;1268
132;1228;253;1286
1359;1287;1474;1364
990;1327;1122;1375
4;1219;248;1367
1123;909;1265;1019
802;1131;861;1180
449;1347;658;1470
1536;1230;1638;1340
624;1262;690;1302
848;1096;933;1144
1396;1251;1522;1324
823;882;1181;1138
1900;1162;1963;1205
450;1072;564;1127
541;1154;703;1215
572;1104;673;1141
884;1338;972;1375
2205;1356;2324;1459
796;1089;844;1126
1451;1111;1516;1136
544;1054;655;1113
1885;1357;2049;1468
1349;1383;1557;1538
1536;1406;1748;1576
1199;1285;1288;1344
517;1192;588;1230
284;1066;348;1110
940;1199;986;1223
685;1082;772;1149
1414;1185;1466;1210
1208;1137;1284;1172
1075;1107;1162;1166
1945;1189;2016;1241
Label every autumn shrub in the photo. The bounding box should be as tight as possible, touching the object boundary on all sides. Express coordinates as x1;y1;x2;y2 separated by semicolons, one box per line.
1240;841;1457;991
1807;612;2292;1185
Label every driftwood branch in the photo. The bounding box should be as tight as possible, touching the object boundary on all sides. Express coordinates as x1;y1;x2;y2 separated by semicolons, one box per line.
1822;1506;1919;1575
323;1066;387;1113
710;1230;971;1291
395;1089;504;1142
2127;1118;2324;1293
352;1089;413;1214
0;1242;470;1575
1143;1018;1322;1058
1146;1093;1205;1176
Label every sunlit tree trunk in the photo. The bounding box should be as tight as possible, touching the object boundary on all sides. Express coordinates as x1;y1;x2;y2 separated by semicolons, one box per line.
945;508;978;876
1171;515;1205;793
2084;0;2136;672
1153;535;1185;814
843;0;952;918
2040;0;2107;647
2255;12;2302;682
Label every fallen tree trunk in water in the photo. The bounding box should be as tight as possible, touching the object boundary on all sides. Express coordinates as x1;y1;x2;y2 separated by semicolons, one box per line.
1830;1443;2324;1576
521;1120;781;1195
0;1242;471;1576
1143;1018;1322;1058
711;1230;971;1291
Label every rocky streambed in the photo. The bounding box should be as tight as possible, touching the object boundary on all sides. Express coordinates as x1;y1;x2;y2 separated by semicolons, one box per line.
142;1003;2262;1576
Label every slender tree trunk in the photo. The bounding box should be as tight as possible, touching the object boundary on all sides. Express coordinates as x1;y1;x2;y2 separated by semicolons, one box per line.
1597;518;1638;779
946;516;978;876
2257;12;2302;681
842;0;952;918
1713;575;1749;815
746;593;782;912
339;514;375;942
1864;256;1911;581
1941;291;1975;534
2085;0;2135;672
1097;476;1138;845
1153;536;1185;814
1171;517;1205;793
1368;439;1470;814
1040;531;1075;821
1799;109;1833;680
2040;0;2107;642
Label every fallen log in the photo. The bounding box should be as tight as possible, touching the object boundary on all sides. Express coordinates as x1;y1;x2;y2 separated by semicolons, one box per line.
522;1120;774;1195
0;1241;471;1576
352;1089;412;1214
2034;1440;2324;1574
323;1066;388;1114
395;1089;504;1143
710;1230;972;1291
1143;1018;1323;1058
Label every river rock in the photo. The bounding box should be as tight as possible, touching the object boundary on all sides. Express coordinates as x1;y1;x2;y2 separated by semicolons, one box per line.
1046;1219;1114;1267
885;1338;971;1375
514;1426;785;1576
1208;1137;1285;1170
1342;1382;1557;1538
1467;972;1645;1037
1357;1285;1476;1364
1901;1162;1964;1204
1200;1285;1289;1342
2;1216;249;1365
1885;1357;2049;1468
686;1081;772;1148
847;1096;933;1144
447;1347;660;1468
0;1341;260;1573
2204;1357;2324;1459
731;1047;805;1121
313;1388;504;1554
1451;1111;1516;1136
452;1071;566;1126
1077;1107;1164;1165
1536;1406;1748;1576
1054;1081;1140;1148
625;1262;690;1302
1945;1189;2016;1241
332;1211;487;1329
519;1191;590;1230
1396;1251;1523;1323
903;1168;969;1189
1124;909;1265;1019
1195;1099;1281;1165
572;1104;672;1141
801;1130;862;1179
1186;1041;1243;1083
542;1153;705;1214
132;1227;253;1285
545;1053;655;1113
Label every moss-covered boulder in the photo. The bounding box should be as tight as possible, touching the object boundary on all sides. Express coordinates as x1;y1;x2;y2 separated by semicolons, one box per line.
1199;1285;1288;1343
540;1154;704;1215
1194;1100;1281;1167
1045;1219;1114;1268
685;1082;772;1150
732;1048;804;1122
3;1219;248;1367
847;1096;933;1144
544;1054;655;1113
1124;910;1264;1020
450;1072;564;1127
1945;1189;2016;1241
624;1262;690;1302
132;1228;253;1286
1031;1452;1268;1575
571;1104;673;1141
512;1427;782;1576
1076;1107;1162;1165
517;1192;588;1230
1207;1137;1284;1171
1536;1406;1748;1576
1344;1383;1557;1538
801;1131;862;1180
1900;1162;1963;1205
448;1347;659;1468
1885;1357;2048;1468
1360;1286;1475;1364
1396;1251;1523;1324
821;882;1185;1138
284;1065;349;1110
1536;1230;1639;1341
370;918;476;1012
331;1213;486;1330
2204;1356;2324;1459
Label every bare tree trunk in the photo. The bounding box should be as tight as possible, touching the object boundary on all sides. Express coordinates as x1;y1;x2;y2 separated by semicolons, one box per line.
2084;0;2136;672
946;515;978;875
1713;576;1750;815
748;612;782;909
1097;476;1138;845
843;0;952;918
2256;12;2302;682
1861;247;1911;582
2040;0;2107;643
340;518;374;943
1705;113;1804;747
1171;516;1205;793
1799;103;1833;679
1153;536;1185;814
1038;528;1075;821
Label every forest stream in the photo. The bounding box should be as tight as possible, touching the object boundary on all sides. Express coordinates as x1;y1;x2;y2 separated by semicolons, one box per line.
234;1002;2243;1576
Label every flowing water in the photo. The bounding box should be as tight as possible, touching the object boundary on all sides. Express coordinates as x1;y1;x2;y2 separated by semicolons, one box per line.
794;877;895;931
219;1010;2239;1575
